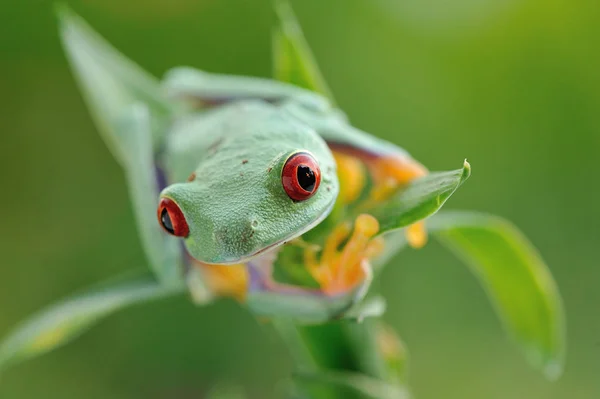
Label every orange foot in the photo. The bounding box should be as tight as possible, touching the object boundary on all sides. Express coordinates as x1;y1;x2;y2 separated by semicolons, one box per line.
304;214;385;295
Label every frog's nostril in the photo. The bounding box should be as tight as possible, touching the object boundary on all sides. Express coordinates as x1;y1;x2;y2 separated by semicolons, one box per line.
251;219;259;229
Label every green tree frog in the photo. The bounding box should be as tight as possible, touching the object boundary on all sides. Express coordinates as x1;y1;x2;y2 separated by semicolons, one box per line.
156;70;428;300
0;3;563;381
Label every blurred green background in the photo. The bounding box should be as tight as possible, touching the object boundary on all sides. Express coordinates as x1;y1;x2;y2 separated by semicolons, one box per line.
1;0;599;397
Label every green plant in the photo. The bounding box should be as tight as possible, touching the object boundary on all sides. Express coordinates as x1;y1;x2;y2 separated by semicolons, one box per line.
0;3;564;398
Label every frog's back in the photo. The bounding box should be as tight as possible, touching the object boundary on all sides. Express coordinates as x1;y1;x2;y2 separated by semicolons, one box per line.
162;100;330;184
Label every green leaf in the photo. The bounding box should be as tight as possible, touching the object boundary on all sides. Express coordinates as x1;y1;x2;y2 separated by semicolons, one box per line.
56;5;172;163
117;104;183;284
0;271;183;371
428;211;566;379
367;160;471;234
272;0;335;101
292;369;410;399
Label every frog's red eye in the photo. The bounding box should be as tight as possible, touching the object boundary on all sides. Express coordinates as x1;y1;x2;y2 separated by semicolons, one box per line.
157;197;189;237
282;152;321;201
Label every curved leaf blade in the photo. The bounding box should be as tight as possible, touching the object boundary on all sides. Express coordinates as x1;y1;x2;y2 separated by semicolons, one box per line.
56;5;171;162
0;272;183;371
367;160;471;234
428;211;566;379
272;0;335;101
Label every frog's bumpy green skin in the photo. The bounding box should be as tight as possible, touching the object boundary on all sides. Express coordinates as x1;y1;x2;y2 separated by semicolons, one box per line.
159;101;339;264
159;68;424;266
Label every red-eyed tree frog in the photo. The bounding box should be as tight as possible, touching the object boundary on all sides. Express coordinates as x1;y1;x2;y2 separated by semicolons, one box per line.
0;3;563;382
156;74;429;302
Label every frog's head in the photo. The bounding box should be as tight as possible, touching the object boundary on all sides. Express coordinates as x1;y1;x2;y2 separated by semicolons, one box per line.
157;124;339;264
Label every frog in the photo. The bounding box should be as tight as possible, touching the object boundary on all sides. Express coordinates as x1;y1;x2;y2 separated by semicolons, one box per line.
0;5;562;381
156;70;429;299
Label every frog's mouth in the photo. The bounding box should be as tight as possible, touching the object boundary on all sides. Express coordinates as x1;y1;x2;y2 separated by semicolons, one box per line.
215;197;336;265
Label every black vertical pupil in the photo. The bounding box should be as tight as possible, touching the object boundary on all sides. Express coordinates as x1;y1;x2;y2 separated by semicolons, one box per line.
297;165;316;192
161;208;175;234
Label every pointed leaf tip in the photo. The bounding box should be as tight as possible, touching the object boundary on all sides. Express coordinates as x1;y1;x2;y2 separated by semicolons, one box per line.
366;161;471;234
463;159;471;179
57;6;171;164
272;0;335;101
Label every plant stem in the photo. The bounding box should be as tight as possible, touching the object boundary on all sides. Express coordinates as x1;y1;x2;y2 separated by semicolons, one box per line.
272;318;405;398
